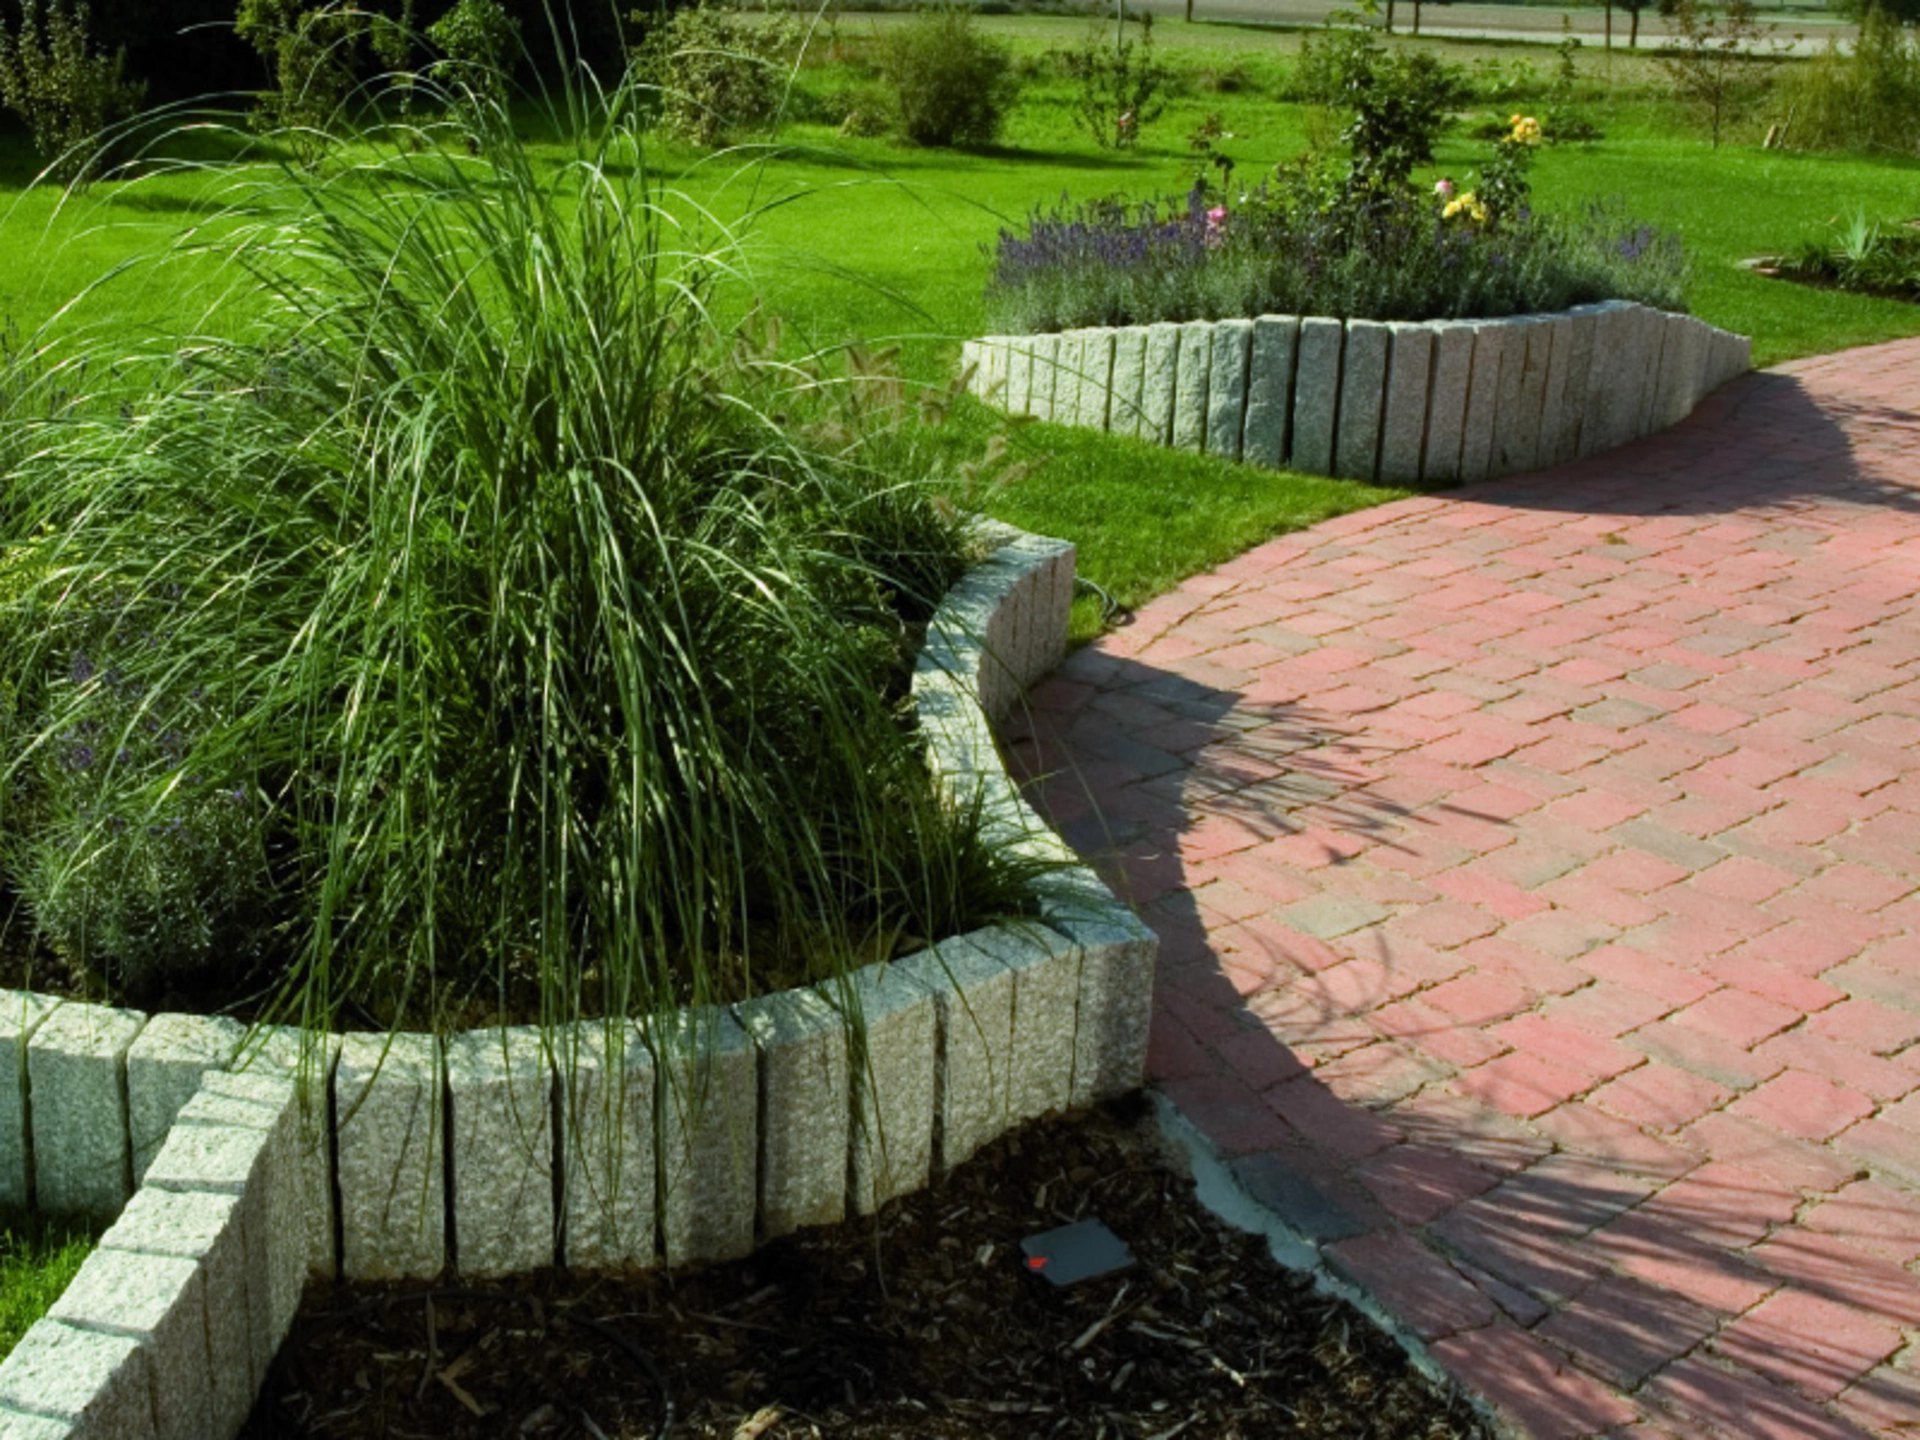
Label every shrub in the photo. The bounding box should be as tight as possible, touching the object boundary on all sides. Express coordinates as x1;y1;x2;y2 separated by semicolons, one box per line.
1771;5;1920;154
983;119;1684;334
235;0;411;164
1657;0;1777;147
1059;10;1168;150
881;6;1020;147
0;76;1045;1027
427;0;520;142
632;2;801;146
1291;15;1465;188
1776;211;1920;298
0;0;146;184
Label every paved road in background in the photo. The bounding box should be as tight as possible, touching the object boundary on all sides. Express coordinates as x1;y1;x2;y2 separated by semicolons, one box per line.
1119;0;1857;55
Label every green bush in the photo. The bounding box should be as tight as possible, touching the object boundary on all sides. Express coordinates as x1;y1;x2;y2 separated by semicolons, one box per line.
0;75;1044;1028
881;6;1020;148
1059;10;1168;150
632;2;801;147
427;0;520;142
1776;211;1920;298
1290;16;1465;187
1772;5;1920;153
0;0;146;184
235;0;411;165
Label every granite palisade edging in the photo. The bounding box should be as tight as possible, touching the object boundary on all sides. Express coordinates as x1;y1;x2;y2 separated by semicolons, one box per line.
962;301;1752;484
0;525;1153;1438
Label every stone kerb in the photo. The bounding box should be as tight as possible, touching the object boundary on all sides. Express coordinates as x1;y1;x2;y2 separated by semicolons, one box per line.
0;1070;308;1440
0;525;1154;1360
967;303;1752;485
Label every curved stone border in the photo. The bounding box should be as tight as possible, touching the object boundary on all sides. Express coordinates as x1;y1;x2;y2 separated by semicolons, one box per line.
0;526;1152;1438
962;302;1753;485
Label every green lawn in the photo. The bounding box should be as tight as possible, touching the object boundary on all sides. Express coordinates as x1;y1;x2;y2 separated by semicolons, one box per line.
3;17;1917;632
0;1214;91;1360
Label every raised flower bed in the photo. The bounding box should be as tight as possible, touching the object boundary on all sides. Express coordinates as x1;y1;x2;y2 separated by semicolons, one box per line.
0;525;1151;1440
963;300;1752;486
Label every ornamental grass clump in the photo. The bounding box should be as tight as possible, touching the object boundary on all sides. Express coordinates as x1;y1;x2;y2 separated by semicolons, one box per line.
984;113;1685;334
0;71;1044;1030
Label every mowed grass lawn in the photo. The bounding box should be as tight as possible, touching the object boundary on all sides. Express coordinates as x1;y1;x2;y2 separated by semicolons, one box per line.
2;15;1918;635
0;1214;91;1360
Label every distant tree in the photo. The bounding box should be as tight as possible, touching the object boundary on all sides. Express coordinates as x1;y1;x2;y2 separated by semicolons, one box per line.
1658;0;1776;145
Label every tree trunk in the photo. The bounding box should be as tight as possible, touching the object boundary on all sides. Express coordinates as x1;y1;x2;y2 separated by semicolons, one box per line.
1385;0;1396;31
1630;8;1640;47
1413;0;1421;33
1185;0;1194;21
1605;0;1613;49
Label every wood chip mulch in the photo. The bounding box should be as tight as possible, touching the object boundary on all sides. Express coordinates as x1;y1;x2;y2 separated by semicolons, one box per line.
244;1098;1494;1440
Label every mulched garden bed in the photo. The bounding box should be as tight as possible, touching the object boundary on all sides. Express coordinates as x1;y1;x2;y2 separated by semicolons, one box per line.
243;1098;1493;1440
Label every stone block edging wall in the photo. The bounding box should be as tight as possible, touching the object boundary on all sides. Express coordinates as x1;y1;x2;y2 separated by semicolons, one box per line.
0;526;1151;1439
963;301;1753;485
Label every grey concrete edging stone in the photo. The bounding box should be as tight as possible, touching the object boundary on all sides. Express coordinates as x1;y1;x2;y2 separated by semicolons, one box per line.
446;1026;554;1277
1335;318;1391;481
654;1006;757;1266
736;987;849;1240
1206;319;1253;461
1378;323;1434;485
27;1003;146;1218
1458;320;1507;483
1;990;61;1212
1291;317;1344;476
0;1322;155;1440
1140;322;1181;446
1492;317;1550;476
836;962;938;1216
560;1024;656;1272
334;1032;445;1281
47;1250;212;1440
892;929;1017;1175
1109;326;1149;439
126;1013;243;1184
1242;315;1299;467
964;303;1749;484
1421;322;1475;485
1172;319;1213;451
100;1185;258;1437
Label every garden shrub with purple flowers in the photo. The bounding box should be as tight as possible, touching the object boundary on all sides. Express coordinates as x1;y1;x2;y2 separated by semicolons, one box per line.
986;23;1684;337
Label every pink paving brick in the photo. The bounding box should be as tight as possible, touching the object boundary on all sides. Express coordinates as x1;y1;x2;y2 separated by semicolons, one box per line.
1728;1069;1877;1143
1016;339;1920;1440
1671;987;1804;1049
1454;1049;1598;1118
1591;1062;1732;1133
1535;1275;1721;1388
1714;1290;1906;1403
1355;1143;1503;1225
1432;1327;1640;1438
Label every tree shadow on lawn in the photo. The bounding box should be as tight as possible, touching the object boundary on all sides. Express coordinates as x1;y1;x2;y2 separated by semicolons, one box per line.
1002;648;1917;1439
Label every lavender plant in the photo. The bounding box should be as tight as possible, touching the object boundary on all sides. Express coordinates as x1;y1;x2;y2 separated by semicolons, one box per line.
984;128;1684;334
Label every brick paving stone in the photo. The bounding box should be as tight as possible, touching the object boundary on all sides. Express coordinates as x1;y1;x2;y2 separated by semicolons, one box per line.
1432;1327;1641;1438
1713;1289;1905;1403
1728;1069;1877;1143
1535;1275;1722;1389
1013;341;1920;1440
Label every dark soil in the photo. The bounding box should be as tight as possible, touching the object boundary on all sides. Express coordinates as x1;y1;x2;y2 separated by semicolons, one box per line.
244;1100;1493;1440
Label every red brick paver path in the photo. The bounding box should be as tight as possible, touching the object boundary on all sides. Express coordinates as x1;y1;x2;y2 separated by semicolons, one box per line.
1009;344;1920;1437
